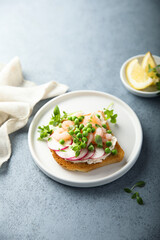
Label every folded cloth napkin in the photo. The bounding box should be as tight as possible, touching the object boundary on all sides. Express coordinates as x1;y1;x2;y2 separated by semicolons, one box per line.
0;57;68;167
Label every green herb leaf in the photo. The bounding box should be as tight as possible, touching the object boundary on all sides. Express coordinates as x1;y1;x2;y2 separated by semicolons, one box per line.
37;125;53;140
156;82;160;90
104;105;118;124
95;135;103;146
95;124;101;128
131;192;137;199
136;196;144;205
124;188;132;193
131;181;145;190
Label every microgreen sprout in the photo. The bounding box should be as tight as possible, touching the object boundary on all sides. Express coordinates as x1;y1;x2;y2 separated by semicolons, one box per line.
124;181;145;205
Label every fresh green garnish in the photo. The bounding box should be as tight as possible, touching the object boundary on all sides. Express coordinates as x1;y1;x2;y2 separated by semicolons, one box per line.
124;181;145;205
49;105;68;126
156;81;160;90
37;125;53;140
96;114;100;119
104;103;117;123
148;64;160;90
95;135;103;147
95;124;101;128
71;145;81;157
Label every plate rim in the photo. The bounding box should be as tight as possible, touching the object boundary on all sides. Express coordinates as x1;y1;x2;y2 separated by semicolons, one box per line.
120;54;160;98
28;90;143;187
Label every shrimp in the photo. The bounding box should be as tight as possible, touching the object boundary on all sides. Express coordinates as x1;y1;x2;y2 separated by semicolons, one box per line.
82;114;92;126
52;128;71;141
62;120;74;131
102;133;112;143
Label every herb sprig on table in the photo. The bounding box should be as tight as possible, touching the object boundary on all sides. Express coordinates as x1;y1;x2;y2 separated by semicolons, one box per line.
124;181;145;205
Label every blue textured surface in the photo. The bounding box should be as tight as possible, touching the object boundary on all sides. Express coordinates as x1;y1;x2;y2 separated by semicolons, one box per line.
0;0;160;239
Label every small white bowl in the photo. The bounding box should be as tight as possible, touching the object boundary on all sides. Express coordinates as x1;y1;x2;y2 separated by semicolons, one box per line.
120;54;160;97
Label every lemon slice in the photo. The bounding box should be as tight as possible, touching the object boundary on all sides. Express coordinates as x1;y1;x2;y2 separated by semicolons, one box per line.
142;51;156;70
141;51;158;80
126;58;154;90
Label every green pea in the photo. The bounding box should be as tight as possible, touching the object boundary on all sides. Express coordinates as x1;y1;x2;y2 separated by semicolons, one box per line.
74;119;79;125
59;123;62;128
92;127;95;133
72;116;77;121
82;137;88;143
75;125;79;128
79;124;84;130
105;148;111;154
106;141;112;147
75;128;80;134
77;133;82;139
88;144;94;151
111;149;117;155
87;123;92;128
82;127;87;131
102;124;107;129
96;114;100;119
59;139;65;145
69;130;74;135
83;131;88;137
81;116;85;119
67;116;72;121
78;116;83;122
87;128;92;133
73;138;78;143
81;142;87;149
107;130;112;134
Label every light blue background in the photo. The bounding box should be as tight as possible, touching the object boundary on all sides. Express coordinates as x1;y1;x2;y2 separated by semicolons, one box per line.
0;1;160;239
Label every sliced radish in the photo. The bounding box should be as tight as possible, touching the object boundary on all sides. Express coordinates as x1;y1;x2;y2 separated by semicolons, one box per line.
83;149;95;160
48;136;72;151
91;147;105;159
87;133;93;146
69;149;88;161
56;147;76;159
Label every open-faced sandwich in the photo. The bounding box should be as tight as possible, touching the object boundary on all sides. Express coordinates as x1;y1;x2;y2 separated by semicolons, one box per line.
37;105;124;172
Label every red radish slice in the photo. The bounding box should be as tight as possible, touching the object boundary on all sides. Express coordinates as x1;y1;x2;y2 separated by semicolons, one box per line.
87;133;93;146
47;136;72;151
56;147;76;159
83;149;95;160
69;149;88;161
91;147;105;159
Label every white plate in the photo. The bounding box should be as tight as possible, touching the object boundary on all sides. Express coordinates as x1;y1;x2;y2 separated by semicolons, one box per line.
120;54;160;97
28;91;143;187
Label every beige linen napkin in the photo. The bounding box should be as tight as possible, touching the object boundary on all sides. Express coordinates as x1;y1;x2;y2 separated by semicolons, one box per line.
0;57;68;167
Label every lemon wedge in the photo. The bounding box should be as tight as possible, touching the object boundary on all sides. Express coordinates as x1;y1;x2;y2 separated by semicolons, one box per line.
142;51;156;70
126;58;154;90
141;51;158;81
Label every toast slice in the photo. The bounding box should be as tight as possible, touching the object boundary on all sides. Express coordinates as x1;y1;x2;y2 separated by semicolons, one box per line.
50;141;124;172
